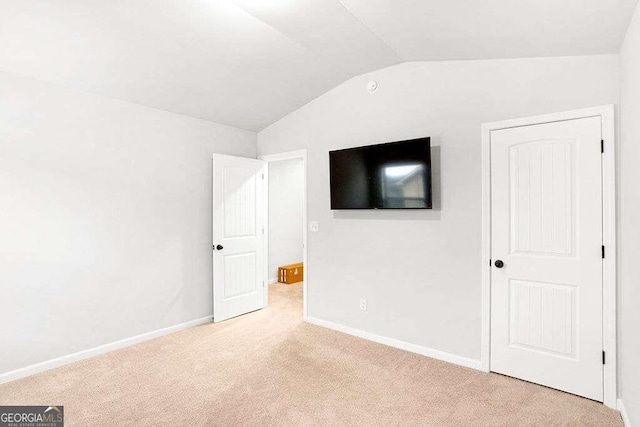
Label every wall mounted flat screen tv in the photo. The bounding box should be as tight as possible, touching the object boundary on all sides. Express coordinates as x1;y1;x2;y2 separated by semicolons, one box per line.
329;137;432;209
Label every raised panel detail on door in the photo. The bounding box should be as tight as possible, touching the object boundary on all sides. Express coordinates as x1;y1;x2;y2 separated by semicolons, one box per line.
491;116;603;402
509;279;576;357
224;252;257;299
510;140;574;256
213;154;266;322
224;167;257;238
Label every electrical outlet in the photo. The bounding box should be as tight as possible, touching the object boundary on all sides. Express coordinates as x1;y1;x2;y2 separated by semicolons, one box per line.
309;221;319;232
359;298;367;311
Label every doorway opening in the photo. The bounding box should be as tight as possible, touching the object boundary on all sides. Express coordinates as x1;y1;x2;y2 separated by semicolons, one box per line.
260;150;308;319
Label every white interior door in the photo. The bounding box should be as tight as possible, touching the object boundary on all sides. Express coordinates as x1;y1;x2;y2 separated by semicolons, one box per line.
490;117;603;401
212;154;266;322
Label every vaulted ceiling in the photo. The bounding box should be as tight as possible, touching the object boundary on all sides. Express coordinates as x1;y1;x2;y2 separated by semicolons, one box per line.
1;0;637;131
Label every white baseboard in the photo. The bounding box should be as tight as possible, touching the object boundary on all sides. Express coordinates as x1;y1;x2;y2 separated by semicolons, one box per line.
618;399;631;426
306;316;482;371
0;315;213;385
268;278;278;284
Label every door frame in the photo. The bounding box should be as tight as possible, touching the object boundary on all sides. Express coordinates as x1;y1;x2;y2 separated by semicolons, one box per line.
258;149;308;320
480;105;616;408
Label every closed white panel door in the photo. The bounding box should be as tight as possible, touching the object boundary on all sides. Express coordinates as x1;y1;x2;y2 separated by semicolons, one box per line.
213;154;266;322
490;117;603;401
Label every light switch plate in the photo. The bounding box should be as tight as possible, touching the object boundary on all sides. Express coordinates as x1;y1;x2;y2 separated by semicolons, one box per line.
309;221;319;232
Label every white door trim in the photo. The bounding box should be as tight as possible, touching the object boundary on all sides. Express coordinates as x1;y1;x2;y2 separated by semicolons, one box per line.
480;105;616;408
258;150;308;320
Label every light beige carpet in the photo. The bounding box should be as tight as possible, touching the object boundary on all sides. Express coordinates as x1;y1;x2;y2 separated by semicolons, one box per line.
0;282;622;426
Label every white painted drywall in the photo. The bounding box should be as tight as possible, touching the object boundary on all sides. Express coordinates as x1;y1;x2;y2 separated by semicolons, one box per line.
619;2;640;423
0;72;256;375
268;158;304;282
257;55;619;361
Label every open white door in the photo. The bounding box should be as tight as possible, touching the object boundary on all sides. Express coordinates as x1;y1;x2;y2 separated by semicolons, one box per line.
490;117;603;401
212;154;266;322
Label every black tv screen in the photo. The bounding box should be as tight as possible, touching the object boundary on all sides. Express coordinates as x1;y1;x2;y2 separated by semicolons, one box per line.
329;137;432;210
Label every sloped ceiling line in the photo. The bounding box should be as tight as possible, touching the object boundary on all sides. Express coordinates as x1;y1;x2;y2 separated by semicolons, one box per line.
230;0;395;79
334;0;405;63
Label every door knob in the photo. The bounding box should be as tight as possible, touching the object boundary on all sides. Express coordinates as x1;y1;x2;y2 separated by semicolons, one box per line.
216;244;224;251
494;260;504;268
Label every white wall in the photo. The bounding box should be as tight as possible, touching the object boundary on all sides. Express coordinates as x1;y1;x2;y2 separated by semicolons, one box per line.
268;158;304;282
619;2;640;423
0;72;256;375
258;55;619;361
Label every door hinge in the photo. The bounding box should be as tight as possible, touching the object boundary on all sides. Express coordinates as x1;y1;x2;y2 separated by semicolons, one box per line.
602;245;605;259
261;173;264;180
602;351;606;365
601;139;604;153
489;259;492;266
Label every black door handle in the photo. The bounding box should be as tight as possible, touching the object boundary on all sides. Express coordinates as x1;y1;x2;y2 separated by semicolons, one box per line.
216;244;224;251
494;260;504;268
